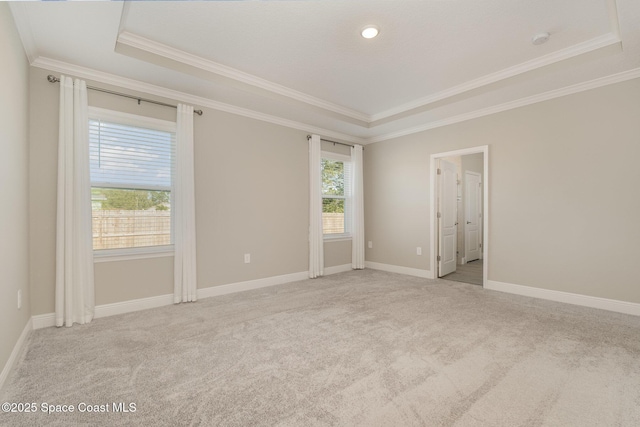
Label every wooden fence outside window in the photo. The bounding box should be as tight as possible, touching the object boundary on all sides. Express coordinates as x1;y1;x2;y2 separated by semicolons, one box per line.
92;210;346;250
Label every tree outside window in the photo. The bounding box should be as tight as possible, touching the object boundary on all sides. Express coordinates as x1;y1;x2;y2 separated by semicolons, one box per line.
321;157;350;235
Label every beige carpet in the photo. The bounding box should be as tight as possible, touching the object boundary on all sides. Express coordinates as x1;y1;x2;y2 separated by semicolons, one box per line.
2;269;640;426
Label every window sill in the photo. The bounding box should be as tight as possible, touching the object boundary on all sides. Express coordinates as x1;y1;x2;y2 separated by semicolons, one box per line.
323;234;352;242
93;245;174;263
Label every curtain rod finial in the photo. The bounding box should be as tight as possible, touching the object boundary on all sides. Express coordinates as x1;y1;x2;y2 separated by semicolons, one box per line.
47;75;60;83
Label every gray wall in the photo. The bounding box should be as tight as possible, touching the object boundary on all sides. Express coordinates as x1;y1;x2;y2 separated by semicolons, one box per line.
29;66;351;316
12;6;640;334
0;4;31;375
364;78;640;303
461;153;483;178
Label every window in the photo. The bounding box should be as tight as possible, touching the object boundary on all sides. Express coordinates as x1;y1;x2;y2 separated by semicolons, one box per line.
321;152;352;238
88;108;176;254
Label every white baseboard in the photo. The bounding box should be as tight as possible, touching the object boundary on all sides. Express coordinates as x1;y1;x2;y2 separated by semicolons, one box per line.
365;261;434;279
197;271;309;299
32;313;56;330
95;293;174;319
32;271;312;330
486;280;640;316
0;318;32;391
324;264;353;275
31;293;175;329
197;266;352;299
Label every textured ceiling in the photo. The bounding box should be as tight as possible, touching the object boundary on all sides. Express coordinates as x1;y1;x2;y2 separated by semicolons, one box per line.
9;0;640;143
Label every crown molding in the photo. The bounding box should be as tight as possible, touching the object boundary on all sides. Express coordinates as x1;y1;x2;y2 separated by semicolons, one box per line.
368;67;640;143
117;30;623;128
30;57;639;146
8;2;38;63
117;31;371;124
370;32;622;123
31;56;366;145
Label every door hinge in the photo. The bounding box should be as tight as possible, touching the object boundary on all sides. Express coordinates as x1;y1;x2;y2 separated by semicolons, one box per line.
437;212;441;218
437;168;441;175
479;244;482;248
437;255;441;261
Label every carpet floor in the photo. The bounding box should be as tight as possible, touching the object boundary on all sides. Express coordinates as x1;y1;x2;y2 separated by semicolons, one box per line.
2;269;640;426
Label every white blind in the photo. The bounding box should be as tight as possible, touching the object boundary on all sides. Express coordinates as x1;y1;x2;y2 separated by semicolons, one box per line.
89;119;175;190
89;116;176;251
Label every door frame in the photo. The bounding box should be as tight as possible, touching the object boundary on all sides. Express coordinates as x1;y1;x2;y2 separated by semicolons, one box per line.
430;145;489;287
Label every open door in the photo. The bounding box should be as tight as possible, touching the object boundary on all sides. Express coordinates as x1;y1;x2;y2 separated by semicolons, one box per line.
438;159;457;277
465;171;482;263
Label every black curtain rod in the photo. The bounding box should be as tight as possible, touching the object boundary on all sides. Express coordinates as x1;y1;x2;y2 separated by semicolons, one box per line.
47;75;203;116
306;135;360;149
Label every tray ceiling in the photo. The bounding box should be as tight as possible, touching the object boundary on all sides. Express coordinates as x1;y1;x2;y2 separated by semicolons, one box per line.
9;0;640;143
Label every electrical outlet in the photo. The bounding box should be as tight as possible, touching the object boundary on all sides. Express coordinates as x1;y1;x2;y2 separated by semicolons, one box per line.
17;289;22;310
368;241;373;249
244;253;251;264
416;247;422;255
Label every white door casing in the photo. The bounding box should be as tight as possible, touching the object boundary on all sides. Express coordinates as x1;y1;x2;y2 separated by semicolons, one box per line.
438;159;457;277
465;171;482;263
429;146;487;285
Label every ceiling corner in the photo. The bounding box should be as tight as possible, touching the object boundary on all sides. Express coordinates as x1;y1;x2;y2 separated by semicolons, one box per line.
8;2;38;64
607;0;622;40
115;31;372;125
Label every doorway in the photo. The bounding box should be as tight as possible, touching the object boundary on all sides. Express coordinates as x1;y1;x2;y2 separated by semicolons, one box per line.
430;146;488;287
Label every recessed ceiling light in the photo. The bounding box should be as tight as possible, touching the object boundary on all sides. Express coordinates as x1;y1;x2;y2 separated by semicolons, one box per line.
531;32;550;45
361;25;379;39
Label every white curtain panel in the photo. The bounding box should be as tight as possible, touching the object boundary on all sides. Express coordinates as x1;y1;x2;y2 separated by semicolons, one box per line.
55;76;95;327
174;104;198;303
351;144;365;269
309;134;324;278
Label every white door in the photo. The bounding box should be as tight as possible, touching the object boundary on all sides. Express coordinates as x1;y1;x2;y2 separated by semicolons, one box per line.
438;160;457;277
465;171;482;263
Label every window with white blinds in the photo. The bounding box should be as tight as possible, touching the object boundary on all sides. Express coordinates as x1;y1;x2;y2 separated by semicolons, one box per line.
88;108;176;252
